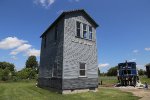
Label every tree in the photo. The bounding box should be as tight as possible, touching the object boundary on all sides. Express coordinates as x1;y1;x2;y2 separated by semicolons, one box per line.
145;63;150;76
0;61;16;81
1;68;11;81
0;68;3;80
16;68;37;79
0;62;15;71
145;63;150;67
107;66;118;76
138;69;146;76
25;56;38;69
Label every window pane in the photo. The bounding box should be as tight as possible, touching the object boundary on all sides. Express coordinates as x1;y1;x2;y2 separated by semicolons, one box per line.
83;24;86;30
89;32;92;40
89;26;92;32
53;70;57;77
83;24;87;39
77;29;80;37
83;31;87;38
80;63;85;69
77;22;80;29
76;22;80;37
123;70;127;74
127;70;131;74
89;26;92;40
80;70;85;76
53;63;57;77
123;70;131;75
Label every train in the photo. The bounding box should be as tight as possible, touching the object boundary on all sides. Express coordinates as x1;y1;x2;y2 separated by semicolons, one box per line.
117;61;139;86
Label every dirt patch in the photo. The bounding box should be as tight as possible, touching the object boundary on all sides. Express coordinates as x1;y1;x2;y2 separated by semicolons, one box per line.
115;87;150;100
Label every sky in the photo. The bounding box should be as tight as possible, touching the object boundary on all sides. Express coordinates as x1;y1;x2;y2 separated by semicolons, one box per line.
0;0;150;72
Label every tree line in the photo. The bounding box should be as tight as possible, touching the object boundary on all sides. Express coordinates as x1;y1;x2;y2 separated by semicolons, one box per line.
0;56;38;81
98;65;147;76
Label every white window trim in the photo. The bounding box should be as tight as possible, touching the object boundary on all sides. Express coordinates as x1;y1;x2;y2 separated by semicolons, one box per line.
83;24;87;39
79;62;87;77
89;26;93;40
76;21;81;37
52;62;57;78
75;20;94;41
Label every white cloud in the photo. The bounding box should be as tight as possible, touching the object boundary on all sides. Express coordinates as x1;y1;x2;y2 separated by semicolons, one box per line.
98;63;110;68
136;64;145;70
0;37;27;49
10;44;32;55
34;0;55;8
145;48;150;51
133;49;139;53
69;0;80;2
129;58;136;62
11;56;18;60
0;36;40;57
26;48;40;57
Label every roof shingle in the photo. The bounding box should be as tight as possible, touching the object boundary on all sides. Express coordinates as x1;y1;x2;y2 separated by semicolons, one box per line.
40;9;99;38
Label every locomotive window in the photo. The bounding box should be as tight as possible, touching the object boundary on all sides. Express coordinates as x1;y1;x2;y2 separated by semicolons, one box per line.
123;70;131;74
128;70;131;74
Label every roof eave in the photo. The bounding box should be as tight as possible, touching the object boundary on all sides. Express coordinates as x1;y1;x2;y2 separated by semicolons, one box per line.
40;13;65;38
40;9;99;38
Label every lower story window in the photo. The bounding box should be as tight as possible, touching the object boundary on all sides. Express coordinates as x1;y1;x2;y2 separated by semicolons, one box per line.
52;63;57;77
79;63;86;77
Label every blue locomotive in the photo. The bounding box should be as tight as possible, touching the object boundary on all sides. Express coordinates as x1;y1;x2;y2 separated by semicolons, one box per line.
117;61;139;86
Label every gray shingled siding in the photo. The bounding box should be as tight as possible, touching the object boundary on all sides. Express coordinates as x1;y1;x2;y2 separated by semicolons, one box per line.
62;12;98;89
63;78;98;90
39;11;98;91
38;18;64;89
38;78;62;89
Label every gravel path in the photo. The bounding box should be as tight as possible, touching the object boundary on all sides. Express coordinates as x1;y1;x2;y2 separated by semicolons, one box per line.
115;87;150;100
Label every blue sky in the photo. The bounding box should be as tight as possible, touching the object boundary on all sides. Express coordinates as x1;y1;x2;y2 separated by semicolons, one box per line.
0;0;150;72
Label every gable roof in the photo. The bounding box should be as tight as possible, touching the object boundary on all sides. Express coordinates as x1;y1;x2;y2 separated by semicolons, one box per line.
40;9;99;38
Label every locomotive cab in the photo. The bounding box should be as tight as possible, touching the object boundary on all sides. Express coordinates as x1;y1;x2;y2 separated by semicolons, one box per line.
117;61;139;86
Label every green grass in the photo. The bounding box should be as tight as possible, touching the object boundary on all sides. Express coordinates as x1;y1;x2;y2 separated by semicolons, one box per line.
99;76;150;86
139;76;150;84
99;76;118;86
0;81;140;100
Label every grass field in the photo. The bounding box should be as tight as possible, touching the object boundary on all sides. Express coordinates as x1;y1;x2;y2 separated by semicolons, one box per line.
99;76;150;86
99;76;118;86
139;76;150;84
0;81;140;100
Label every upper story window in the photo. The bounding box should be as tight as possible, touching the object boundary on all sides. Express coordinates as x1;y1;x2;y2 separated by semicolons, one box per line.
76;21;93;41
76;21;81;37
79;63;86;77
44;35;47;48
89;26;93;40
55;25;58;41
83;24;87;39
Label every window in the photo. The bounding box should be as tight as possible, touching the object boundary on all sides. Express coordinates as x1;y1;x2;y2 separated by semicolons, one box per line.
79;63;86;77
123;70;131;75
55;25;58;40
83;24;87;39
76;21;81;37
76;21;93;41
52;63;57;77
44;35;46;48
89;26;92;40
